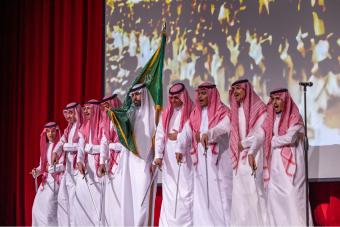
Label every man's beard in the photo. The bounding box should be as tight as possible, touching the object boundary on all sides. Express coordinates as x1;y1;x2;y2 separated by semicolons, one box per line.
133;101;141;107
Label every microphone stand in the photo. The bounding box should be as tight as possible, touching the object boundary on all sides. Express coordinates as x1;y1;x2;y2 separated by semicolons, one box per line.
301;83;311;226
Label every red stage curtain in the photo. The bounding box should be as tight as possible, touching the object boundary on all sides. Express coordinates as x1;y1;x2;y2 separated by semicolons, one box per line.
0;0;103;225
310;182;340;226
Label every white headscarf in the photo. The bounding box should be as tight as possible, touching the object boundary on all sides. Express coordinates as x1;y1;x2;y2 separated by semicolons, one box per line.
129;84;156;161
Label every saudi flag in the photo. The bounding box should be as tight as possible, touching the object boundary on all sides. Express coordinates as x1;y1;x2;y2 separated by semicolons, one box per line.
108;28;166;155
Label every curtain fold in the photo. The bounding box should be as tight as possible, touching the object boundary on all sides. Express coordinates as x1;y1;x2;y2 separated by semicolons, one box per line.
0;0;103;225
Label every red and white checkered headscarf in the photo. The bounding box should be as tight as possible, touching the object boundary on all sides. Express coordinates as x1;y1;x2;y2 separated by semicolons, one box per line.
63;102;83;143
100;94;122;142
40;122;61;172
229;80;266;170
161;83;193;141
80;100;102;145
262;89;304;186
99;94;122;172
39;122;62;189
189;82;230;165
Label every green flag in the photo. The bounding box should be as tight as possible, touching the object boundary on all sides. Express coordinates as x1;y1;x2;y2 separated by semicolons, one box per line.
108;29;166;155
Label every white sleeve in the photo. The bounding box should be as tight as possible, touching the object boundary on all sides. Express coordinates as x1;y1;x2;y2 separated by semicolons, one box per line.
207;116;230;143
53;135;66;155
272;124;304;149
108;142;123;151
154;123;165;159
177;121;193;154
245;113;266;156
77;132;85;164
63;143;78;152
100;133;109;165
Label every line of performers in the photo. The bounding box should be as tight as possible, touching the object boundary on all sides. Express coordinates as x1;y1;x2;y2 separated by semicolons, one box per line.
31;79;313;226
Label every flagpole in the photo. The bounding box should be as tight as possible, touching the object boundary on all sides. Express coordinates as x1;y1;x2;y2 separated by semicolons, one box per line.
147;23;166;227
109;22;167;226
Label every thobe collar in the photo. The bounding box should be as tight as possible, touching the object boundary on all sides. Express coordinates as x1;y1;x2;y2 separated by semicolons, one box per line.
174;106;182;111
275;112;282;118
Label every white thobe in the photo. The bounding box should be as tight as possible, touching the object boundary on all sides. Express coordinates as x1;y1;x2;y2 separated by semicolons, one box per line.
99;121;131;226
74;131;105;226
54;123;77;226
155;108;193;227
126;89;157;226
267;114;313;225
178;108;233;226
128;133;155;226
32;143;59;226
230;104;267;226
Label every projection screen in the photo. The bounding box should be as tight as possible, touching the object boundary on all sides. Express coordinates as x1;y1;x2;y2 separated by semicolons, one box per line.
104;0;340;180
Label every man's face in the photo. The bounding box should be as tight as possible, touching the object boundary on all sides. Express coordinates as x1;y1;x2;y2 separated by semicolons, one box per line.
169;95;183;108
232;85;246;103
83;105;92;120
131;91;142;107
63;109;76;123
198;89;209;107
272;95;284;113
46;128;57;142
100;101;111;111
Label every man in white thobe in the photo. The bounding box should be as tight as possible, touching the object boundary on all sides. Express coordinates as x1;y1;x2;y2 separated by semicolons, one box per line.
52;102;82;226
228;79;267;225
126;83;157;226
32;122;63;226
262;88;313;225
97;94;131;226
153;83;194;226
74;100;105;226
177;82;233;226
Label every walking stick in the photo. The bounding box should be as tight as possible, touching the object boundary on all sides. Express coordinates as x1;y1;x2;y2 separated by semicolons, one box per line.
141;166;160;206
83;173;101;225
174;162;181;218
203;146;209;209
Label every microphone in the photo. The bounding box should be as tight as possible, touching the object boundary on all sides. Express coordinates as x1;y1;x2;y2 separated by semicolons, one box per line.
299;82;313;87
